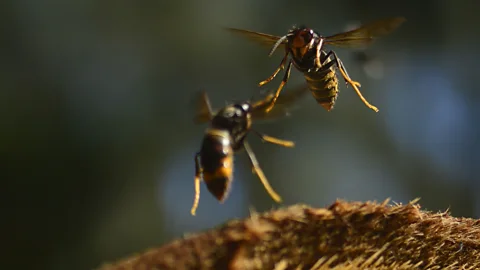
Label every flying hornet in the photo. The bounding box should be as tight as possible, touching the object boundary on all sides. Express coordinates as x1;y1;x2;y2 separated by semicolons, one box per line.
190;86;308;215
227;17;405;113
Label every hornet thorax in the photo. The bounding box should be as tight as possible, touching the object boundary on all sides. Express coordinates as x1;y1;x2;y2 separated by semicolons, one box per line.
210;102;252;150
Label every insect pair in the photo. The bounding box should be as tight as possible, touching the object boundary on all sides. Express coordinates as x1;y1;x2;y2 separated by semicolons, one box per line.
190;17;405;215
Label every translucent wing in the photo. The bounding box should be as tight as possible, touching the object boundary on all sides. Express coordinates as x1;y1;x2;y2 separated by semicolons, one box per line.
193;85;308;124
193;91;214;124
324;17;406;48
251;85;309;120
226;28;287;50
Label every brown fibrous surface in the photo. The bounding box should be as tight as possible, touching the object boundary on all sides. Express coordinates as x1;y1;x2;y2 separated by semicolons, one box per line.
98;199;480;270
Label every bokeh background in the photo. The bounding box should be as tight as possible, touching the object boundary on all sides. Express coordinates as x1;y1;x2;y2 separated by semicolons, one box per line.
3;0;479;269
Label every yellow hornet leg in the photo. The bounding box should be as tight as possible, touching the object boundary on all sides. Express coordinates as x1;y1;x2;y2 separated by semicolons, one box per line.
243;142;282;203
338;66;379;112
190;153;202;216
264;60;293;113
252;130;295;148
259;53;288;87
326;50;379;112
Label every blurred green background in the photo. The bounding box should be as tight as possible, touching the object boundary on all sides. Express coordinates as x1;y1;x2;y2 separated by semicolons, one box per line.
2;0;479;269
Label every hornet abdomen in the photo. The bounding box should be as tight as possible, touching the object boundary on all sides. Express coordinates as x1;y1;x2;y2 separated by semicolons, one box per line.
304;60;339;112
199;129;234;202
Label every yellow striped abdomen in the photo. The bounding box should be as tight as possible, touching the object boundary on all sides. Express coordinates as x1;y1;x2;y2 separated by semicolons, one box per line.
305;66;339;111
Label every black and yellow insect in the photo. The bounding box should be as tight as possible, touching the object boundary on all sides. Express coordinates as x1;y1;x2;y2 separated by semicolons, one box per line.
190;86;308;215
227;17;405;113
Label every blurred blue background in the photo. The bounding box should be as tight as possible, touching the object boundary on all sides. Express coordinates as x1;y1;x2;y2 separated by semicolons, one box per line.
2;0;479;269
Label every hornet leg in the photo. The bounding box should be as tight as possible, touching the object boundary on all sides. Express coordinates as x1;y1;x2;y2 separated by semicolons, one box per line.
259;52;288;87
190;153;202;216
314;38;325;69
324;50;379;112
264;60;293;113
243;141;282;203
252;130;295;148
